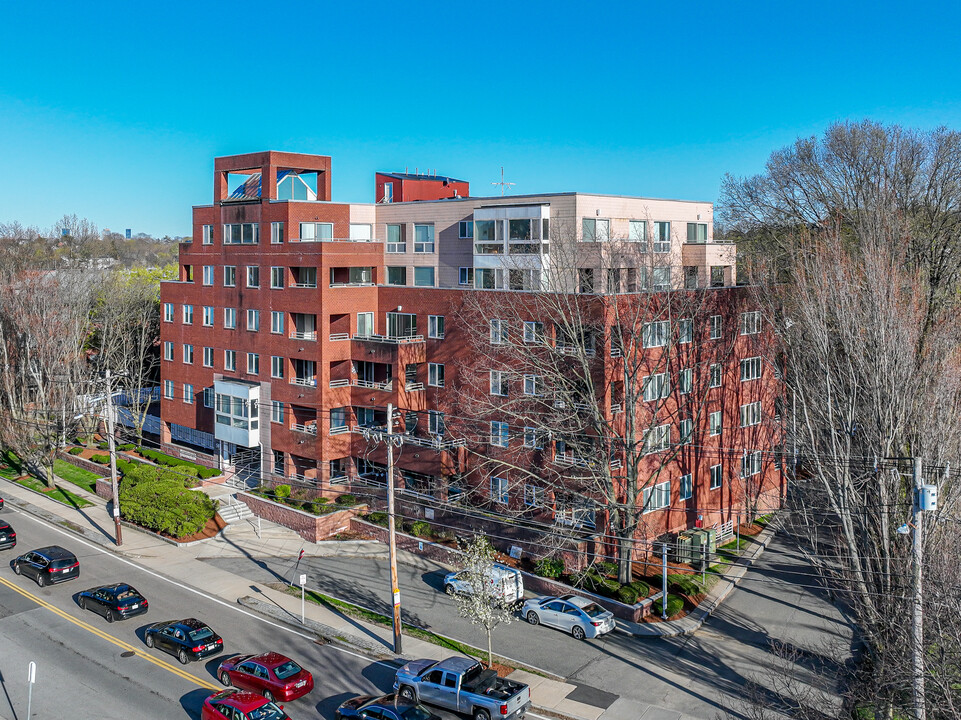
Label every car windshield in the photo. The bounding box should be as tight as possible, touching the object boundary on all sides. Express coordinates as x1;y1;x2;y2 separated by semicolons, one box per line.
273;660;302;680
188;627;214;642
247;702;288;720
581;603;605;618
401;706;435;720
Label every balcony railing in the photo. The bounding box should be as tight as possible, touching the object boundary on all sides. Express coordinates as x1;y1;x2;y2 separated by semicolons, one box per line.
350;427;466;451
405;382;424;392
328;332;349;341
610;403;623;414
291;377;318;387
352;333;425;344
329;425;350;435
290;282;317;289
329;282;376;288
354;378;393;391
290;330;317;341
329;379;350;388
555;452;591;468
557;345;596;357
292;237;380;244
292;423;318;435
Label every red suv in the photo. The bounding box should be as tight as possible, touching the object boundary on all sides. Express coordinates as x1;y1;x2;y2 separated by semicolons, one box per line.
201;689;290;720
217;652;314;702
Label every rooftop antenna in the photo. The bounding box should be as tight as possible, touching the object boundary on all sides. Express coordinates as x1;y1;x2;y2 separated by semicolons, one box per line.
491;167;515;196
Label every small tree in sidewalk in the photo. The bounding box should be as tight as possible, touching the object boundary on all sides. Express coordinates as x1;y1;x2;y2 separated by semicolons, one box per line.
450;535;514;668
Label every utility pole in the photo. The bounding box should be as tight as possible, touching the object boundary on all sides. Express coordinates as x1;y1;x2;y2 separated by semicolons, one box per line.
103;370;122;546
661;542;668;619
385;402;402;654
911;457;925;720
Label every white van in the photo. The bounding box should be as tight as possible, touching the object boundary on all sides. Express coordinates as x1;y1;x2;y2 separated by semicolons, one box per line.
443;563;525;603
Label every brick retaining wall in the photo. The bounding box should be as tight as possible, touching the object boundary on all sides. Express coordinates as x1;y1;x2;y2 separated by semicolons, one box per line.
237;493;363;542
349;518;462;566
57;451;110;477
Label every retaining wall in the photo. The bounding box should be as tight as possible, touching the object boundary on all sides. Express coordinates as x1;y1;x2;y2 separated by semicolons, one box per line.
237;492;364;543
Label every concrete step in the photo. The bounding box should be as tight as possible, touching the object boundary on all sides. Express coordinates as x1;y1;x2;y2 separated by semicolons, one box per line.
218;502;255;524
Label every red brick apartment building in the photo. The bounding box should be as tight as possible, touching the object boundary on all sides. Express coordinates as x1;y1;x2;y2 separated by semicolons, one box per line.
159;151;783;552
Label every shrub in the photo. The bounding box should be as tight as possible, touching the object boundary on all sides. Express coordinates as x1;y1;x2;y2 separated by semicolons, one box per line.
654;593;685;618
573;568;620;597
67;447;83;456
410;520;431;538
273;484;291;499
535;557;565;579
119;478;216;538
90;454;110;464
198;467;221;480
72;437;86;446
335;493;357;506
629;580;650;598
117;443;135;452
596;561;618;577
617;584;640;605
97;442;109;450
366;512;388;526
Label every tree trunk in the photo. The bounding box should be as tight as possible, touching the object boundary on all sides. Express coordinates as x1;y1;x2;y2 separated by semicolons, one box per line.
617;532;633;585
487;626;493;668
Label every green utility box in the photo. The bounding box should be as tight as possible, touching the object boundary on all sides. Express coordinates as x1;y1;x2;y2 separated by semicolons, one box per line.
689;529;709;566
673;532;693;565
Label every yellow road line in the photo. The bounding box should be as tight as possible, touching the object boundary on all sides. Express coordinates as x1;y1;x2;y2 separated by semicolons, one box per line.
0;575;221;691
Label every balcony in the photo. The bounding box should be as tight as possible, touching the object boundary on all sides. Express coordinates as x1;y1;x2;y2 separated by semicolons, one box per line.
329;332;349;341
354;378;393;391
293;237;378;244
554;452;591;468
292;423;318;435
353;333;425;344
291;377;318;387
329;379;350;388
329;425;350;435
290;330;317;341
290;281;317;289
405;382;424;392
610;403;623;414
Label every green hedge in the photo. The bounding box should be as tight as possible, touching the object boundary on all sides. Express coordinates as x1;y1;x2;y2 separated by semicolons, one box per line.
273;484;291;499
410;520;431;538
535;557;565;578
67;447;83;456
119;475;217;538
366;512;388;527
654;593;685;618
335;493;357;506
136;447;222;479
90;454;110;464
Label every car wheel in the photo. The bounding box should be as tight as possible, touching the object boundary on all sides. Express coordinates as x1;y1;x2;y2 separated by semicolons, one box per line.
263;690;274;702
106;610;115;624
398;685;416;702
178;648;189;665
526;611;539;626
144;634;154;648
12;563;20;575
444;584;455;595
78;597;86;610
35;574;45;588
219;671;231;687
474;708;491;720
572;625;586;640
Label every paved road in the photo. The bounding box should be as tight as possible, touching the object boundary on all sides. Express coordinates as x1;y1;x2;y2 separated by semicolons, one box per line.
202;533;855;720
0;505;412;720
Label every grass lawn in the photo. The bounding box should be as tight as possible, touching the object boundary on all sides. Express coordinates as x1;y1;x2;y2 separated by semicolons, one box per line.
15;474;93;509
53;460;101;493
0;463;20;479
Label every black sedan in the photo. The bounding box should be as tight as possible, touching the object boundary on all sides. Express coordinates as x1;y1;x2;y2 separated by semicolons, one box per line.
0;521;15;550
144;618;223;665
337;694;440;720
13;545;79;586
77;583;148;623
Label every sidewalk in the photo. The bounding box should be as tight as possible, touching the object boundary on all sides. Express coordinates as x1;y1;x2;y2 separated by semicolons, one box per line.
0;474;745;720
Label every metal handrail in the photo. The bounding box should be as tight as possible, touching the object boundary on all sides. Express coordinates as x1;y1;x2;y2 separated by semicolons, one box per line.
290;282;318;289
352;333;425;344
354;379;392;391
405;382;424;392
329;379;350;388
290;330;318;340
328;332;349;341
292;423;318;435
291;377;318;387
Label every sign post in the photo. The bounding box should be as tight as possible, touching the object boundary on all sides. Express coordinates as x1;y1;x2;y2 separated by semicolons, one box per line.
299;573;307;624
26;661;36;719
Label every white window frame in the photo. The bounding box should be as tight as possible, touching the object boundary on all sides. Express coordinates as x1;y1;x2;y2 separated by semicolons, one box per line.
523;321;544;344
428;410;445;435
642;320;669;348
740;311;762;335
182;344;193;364
202;306;214;327
490;476;509;504
271;401;284;423
709;410;722;436
740;401;762;428
629;219;647;243
202;224;213;245
523;374;541;396
163;341;173;361
203;346;214;368
490;421;509;447
223;222;259;244
741;356;762;382
459;220;474;239
224;266;236;287
386;224;405;253
490;319;507;344
224;350;236;372
709;315;722;340
653;221;671;253
679;367;693;395
679;418;693;445
163;303;174;322
246;352;259;375
299;222;333;242
643;424;670;454
224;307;236;329
246;265;260;288
202;265;214;286
163;380;174;399
709;363;722;388
678;318;693;344
247;309;260;332
679;474;693;501
428;363;445;387
270;311;284;335
183;383;194;404
428;315;445;339
203;387;214;408
270;221;284;244
271;356;284;379
490;370;507;396
270;266;284;289
643;372;670;402
741;450;762;478
459;267;474;286
524;484;544;507
413;224;435;253
642;480;670;513
523;427;544;449
182;304;193;324
710;464;723;490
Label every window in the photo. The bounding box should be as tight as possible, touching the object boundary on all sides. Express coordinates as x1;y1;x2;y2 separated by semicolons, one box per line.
414;266;435;287
246;353;259;375
271;401;284;423
741;357;762;381
679;418;693;445
224;350;236;372
203;347;213;367
459;267;474;285
642;481;670;512
523;427;544;449
270;221;284;244
490;319;507;344
653;221;671;252
711;266;726;287
350;223;372;241
271;311;284;334
270;267;284;289
643;373;670;402
679;367;693;394
224;266;236;287
203;387;214;408
163;303;173;322
710;464;723;490
386;224;405;253
642;320;669;348
578;268;595;293
687;222;708;243
643;424;670;454
740;311;762;335
459;220;473;239
386;266;407;285
678;318;693;344
629;220;647;243
182;344;194;364
428;363;445;387
651;267;671;291
383;182;393;202
414;224;434;253
709;410;722;436
684;266;699;289
163;380;174;399
679;474;692;501
475;267;504;289
490;370;508;396
709;363;722;388
202;266;214;285
247;309;260;332
223;223;259;244
523;374;541;396
491;421;509;447
428;315;445;339
741;451;762;477
202;306;214;326
246;266;260;288
202;224;213;245
183;383;194;404
271;356;284;379
490;476;508;504
582;218;610;241
163;341;173;361
523;321;544;344
386;312;417;338
428;410;445;435
740;401;762;428
224;308;236;329
710;315;722;340
299;222;332;242
524;484;544;506
182;305;193;324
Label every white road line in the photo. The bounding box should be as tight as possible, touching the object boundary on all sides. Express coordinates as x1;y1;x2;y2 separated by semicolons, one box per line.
9;505;395;667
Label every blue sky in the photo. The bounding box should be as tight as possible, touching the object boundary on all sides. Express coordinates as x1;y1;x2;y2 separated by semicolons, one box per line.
2;1;960;237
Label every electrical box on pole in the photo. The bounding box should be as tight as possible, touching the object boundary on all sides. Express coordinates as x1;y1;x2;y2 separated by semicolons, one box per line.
916;485;937;512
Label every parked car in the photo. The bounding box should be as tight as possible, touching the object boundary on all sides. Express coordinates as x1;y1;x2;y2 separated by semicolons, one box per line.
201;689;289;720
444;564;524;603
77;583;148;623
0;496;5;510
217;652;313;702
12;546;79;587
337;693;440;720
394;656;531;720
144;618;223;664
0;521;15;550
521;594;615;640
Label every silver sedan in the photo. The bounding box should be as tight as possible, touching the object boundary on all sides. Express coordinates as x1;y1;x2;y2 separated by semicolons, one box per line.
520;594;616;640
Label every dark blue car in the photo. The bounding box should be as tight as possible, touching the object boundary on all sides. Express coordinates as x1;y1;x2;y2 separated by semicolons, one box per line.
144;618;223;664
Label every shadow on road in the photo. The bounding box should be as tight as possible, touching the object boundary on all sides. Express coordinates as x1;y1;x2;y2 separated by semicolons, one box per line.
0;668;19;720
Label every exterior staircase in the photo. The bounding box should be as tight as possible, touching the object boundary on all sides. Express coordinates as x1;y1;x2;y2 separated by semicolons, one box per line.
218;497;255;524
